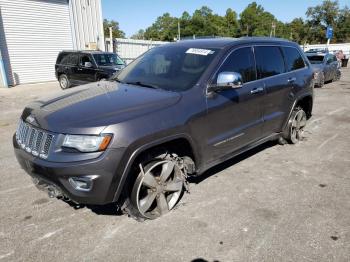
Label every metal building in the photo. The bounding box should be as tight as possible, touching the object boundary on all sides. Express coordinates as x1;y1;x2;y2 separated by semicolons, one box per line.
0;0;104;87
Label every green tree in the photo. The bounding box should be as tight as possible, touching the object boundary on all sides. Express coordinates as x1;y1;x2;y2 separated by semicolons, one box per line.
305;0;339;43
136;1;349;43
288;18;308;43
336;6;350;42
131;29;145;40
103;19;125;38
239;2;284;37
144;13;178;41
224;8;238;37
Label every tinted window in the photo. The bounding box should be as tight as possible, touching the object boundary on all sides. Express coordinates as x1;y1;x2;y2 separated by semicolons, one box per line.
282;47;305;71
59;53;79;65
70;54;79;65
215;47;256;83
255;46;285;79
306;55;324;64
60;54;70;65
115;46;219;91
93;53;124;66
57;53;69;64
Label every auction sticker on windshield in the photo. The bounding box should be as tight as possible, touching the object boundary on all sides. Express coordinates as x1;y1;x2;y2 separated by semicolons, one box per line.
186;48;215;56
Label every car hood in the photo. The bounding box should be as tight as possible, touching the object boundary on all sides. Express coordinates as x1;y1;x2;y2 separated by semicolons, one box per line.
98;65;125;72
21;81;181;134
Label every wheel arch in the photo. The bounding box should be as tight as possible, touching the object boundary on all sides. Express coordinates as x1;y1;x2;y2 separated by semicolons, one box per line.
112;134;200;202
295;95;313;119
282;94;313;132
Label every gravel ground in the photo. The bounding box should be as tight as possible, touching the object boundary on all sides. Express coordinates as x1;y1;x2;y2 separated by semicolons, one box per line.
0;69;349;262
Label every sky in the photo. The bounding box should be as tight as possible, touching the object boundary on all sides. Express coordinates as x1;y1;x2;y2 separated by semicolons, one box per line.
102;0;349;37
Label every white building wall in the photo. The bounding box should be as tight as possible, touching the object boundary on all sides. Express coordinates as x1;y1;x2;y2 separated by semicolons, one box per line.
69;0;104;51
0;0;104;86
0;0;74;85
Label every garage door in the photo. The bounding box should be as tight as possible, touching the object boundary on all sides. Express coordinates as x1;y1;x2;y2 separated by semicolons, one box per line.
0;0;73;85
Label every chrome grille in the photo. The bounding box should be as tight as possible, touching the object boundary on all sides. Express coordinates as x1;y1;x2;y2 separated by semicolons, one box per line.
16;119;54;159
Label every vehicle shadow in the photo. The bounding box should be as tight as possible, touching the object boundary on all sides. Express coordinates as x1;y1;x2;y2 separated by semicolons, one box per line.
61;199;124;216
188;140;277;184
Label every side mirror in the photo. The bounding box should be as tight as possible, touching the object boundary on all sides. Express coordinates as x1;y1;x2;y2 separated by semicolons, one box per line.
84;61;93;68
208;72;243;92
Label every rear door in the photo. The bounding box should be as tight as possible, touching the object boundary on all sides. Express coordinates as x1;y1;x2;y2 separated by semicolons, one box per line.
254;45;294;136
66;53;80;84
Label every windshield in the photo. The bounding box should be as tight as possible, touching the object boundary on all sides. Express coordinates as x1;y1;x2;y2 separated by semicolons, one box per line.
114;45;219;91
306;55;325;64
93;53;125;66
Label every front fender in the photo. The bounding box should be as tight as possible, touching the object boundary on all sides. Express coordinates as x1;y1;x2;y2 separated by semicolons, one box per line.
111;133;200;202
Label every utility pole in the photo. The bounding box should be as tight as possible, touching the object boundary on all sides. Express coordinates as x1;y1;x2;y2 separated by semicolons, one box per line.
178;21;181;41
246;25;249;36
109;26;113;52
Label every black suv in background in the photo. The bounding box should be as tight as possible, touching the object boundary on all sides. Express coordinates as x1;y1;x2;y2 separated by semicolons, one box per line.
55;51;125;89
15;38;314;220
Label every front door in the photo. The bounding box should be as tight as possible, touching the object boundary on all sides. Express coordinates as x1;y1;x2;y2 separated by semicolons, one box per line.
202;46;265;162
76;54;96;83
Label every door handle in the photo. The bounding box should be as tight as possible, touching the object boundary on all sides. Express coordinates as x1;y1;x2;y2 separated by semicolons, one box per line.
250;87;264;94
77;68;83;71
288;77;296;83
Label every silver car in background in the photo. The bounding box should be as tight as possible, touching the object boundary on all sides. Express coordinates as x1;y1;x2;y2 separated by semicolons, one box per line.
306;51;341;87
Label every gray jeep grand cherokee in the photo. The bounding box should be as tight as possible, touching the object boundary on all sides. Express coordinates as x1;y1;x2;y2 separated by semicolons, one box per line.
14;38;313;220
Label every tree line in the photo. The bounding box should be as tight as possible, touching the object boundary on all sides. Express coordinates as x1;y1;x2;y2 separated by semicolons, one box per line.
105;0;350;44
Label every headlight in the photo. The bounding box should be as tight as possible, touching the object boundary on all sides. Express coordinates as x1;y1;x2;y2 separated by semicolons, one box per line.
62;134;112;152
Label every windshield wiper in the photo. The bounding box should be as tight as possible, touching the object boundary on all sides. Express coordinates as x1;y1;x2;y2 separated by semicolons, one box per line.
113;77;124;84
125;81;158;89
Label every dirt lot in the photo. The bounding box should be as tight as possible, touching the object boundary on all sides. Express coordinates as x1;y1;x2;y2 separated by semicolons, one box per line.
0;69;349;262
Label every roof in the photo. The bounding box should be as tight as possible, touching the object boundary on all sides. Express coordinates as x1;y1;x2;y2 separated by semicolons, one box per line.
59;50;115;54
163;37;295;49
305;52;327;56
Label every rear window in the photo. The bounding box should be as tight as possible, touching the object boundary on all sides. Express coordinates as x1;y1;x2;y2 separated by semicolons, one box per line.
57;53;68;64
306;55;324;64
57;53;79;65
282;47;305;72
255;46;285;79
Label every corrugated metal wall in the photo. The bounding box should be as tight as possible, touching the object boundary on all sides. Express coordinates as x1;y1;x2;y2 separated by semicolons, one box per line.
69;0;104;51
113;38;168;64
0;0;74;85
0;0;104;85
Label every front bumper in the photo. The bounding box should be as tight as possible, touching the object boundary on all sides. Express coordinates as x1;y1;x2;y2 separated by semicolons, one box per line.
13;135;125;205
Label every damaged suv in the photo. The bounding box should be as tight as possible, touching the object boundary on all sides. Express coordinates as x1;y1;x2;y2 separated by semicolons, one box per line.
14;38;313;220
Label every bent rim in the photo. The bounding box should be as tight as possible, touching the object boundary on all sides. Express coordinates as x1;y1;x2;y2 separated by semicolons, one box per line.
133;160;183;219
290;109;307;144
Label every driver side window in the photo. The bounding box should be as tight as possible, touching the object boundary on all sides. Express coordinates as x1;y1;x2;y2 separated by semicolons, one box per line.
80;55;92;67
214;47;256;84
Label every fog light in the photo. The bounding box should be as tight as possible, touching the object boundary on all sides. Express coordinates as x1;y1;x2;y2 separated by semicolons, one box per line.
68;176;97;192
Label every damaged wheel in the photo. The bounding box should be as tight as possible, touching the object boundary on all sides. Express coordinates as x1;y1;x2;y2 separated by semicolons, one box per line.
285;106;307;144
127;157;185;220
